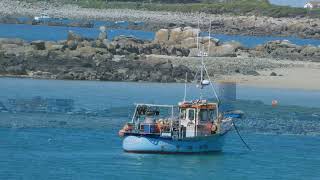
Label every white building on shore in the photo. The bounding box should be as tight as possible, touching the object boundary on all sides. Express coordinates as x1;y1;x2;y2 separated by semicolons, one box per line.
304;1;320;9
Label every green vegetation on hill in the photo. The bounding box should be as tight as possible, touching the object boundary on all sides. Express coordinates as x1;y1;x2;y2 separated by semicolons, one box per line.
24;0;320;18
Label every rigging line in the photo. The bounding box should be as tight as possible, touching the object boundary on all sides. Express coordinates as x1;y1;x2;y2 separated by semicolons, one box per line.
231;118;252;151
193;66;200;82
201;45;204;82
193;65;203;100
202;63;220;103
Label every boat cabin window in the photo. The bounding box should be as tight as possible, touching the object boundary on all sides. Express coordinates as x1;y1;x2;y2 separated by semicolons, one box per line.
180;109;186;119
199;109;216;122
188;109;195;121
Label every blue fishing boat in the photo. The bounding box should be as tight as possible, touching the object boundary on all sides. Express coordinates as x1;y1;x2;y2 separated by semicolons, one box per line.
119;23;245;154
120;101;236;153
119;99;235;153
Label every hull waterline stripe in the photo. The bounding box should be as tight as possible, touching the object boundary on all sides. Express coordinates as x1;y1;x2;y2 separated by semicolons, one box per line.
124;150;222;155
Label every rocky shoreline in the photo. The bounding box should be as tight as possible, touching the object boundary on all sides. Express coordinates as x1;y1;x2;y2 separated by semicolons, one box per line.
0;31;192;82
1;26;320;82
1;0;320;39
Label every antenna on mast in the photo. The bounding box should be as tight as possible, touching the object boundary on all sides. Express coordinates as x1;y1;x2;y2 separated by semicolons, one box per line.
183;72;187;102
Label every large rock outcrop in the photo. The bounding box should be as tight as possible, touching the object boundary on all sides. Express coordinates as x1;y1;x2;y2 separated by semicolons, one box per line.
0;33;193;82
154;29;169;43
154;27;219;56
155;26;202;46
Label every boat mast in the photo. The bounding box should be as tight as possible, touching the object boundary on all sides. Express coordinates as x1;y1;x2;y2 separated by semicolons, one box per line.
208;20;211;55
195;20;220;103
183;72;187;102
199;44;205;100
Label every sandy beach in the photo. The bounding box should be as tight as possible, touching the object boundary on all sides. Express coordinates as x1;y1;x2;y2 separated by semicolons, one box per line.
221;67;320;91
150;55;320;91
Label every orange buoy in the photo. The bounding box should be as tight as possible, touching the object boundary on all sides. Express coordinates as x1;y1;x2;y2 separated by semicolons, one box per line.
211;124;217;133
272;100;278;107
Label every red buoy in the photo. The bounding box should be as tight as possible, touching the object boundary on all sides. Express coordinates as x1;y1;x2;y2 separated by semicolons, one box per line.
272;100;278;107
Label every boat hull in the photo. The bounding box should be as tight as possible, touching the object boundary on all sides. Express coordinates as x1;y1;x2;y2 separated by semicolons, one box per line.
122;134;226;154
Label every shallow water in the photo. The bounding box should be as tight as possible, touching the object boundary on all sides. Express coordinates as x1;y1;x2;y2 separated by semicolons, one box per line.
0;78;320;179
1;23;320;47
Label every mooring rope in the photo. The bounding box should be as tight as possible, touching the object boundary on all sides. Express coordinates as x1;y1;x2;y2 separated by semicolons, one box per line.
231;119;252;151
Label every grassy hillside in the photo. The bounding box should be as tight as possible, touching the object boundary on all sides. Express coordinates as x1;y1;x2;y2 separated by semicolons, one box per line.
24;0;320;18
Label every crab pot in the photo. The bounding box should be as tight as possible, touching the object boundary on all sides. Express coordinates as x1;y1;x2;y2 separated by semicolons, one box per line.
217;81;237;112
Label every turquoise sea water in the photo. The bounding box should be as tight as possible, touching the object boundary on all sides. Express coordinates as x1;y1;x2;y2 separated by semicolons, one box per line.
0;78;320;179
0;23;155;42
1;23;320;47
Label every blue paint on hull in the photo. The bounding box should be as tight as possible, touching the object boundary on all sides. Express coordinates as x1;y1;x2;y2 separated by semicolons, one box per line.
122;135;226;153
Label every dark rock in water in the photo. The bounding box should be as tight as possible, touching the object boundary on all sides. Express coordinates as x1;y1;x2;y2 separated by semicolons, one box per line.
168;23;177;27
67;31;83;41
66;40;78;50
31;40;46;50
270;72;277;76
98;32;107;41
42;20;94;28
69;21;94;28
47;21;64;27
245;70;260;76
